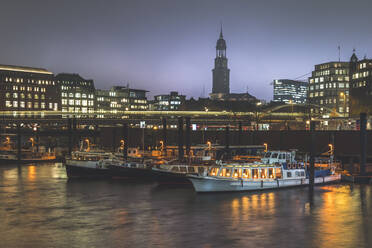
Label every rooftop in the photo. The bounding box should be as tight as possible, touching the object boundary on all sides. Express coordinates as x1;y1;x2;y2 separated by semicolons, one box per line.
0;64;53;75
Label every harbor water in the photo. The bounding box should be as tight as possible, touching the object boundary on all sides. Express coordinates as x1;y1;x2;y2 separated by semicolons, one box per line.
0;163;371;248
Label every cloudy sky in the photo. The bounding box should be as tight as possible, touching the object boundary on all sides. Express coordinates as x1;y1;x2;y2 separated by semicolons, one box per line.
1;0;372;100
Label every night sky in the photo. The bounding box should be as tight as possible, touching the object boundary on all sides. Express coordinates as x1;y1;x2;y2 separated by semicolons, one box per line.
1;0;372;100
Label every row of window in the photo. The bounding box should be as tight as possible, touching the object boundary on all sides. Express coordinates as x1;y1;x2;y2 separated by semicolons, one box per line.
5;101;58;110
6;93;46;100
309;82;349;91
4;77;55;85
61;92;94;98
310;76;349;84
352;71;370;79
61;99;94;106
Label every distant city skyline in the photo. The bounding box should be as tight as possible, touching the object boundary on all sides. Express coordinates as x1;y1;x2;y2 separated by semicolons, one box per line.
1;0;372;100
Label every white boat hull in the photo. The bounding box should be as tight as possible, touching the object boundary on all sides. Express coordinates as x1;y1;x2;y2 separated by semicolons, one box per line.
188;174;341;193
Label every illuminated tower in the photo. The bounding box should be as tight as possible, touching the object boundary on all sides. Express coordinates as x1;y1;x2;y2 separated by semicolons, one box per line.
212;27;230;96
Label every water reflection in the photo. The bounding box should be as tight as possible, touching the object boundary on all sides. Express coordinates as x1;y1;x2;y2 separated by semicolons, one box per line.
0;165;371;248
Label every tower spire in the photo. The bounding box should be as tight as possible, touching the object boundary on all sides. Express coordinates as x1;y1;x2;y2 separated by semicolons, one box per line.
220;22;223;38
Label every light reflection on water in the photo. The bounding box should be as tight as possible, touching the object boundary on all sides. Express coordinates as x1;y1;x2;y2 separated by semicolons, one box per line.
0;164;371;248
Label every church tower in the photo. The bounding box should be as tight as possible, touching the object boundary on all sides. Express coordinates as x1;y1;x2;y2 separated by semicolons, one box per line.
211;26;230;96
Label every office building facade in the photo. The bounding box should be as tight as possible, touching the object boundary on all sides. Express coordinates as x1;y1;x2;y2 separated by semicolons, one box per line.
273;79;308;104
153;91;186;111
308;62;350;117
349;52;372;117
0;64;60;117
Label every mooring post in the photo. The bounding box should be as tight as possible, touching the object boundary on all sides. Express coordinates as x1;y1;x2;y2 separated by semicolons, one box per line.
122;123;128;160
112;126;117;152
17;123;21;162
238;121;242;145
68;118;72;155
36;127;40;153
162;117;167;156
225;125;230;160
360;113;367;175
185;117;191;158
178;117;184;161
309;121;316;192
72;117;77;150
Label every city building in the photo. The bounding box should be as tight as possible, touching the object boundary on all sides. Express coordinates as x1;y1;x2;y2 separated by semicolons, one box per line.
56;73;95;118
210;27;230;99
96;86;148;118
153;91;186;111
273;79;308;104
349;52;372;117
0;64;60;117
308;61;350;117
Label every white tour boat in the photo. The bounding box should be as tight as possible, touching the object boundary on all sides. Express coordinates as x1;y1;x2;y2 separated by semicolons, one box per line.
187;159;341;193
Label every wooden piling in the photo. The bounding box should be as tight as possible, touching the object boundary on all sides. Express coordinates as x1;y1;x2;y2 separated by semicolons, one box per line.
360;113;367;175
178;117;184;161
185;117;191;158
225;125;230;160
309;121;315;191
68;118;72;155
162;117;167;155
17;124;21;162
122;123;128;160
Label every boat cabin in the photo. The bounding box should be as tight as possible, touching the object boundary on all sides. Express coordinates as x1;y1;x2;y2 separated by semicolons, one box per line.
207;163;305;180
261;151;296;164
71;151;113;161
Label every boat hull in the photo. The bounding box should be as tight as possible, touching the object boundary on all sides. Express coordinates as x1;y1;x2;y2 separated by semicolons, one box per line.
188;174;341;193
108;164;154;180
65;162;109;178
152;169;191;185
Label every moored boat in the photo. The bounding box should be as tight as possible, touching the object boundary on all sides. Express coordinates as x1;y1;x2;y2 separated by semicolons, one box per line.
65;150;114;178
188;161;340;193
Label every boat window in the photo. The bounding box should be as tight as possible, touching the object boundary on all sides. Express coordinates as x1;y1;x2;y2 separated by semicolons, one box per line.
287;172;292;177
268;168;275;178
260;169;267;178
252;168;259;179
271;153;278;159
264;152;271;158
225;168;232;177
279;154;285;160
188;167;195;173
301;171;305;177
220;168;232;177
286;154;291;161
171;166;179;172
295;171;300;177
276;168;282;179
233;168;242;178
242;168;250;179
180;167;187;173
209;167;219;176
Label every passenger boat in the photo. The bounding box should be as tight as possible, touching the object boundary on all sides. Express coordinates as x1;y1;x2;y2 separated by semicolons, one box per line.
65;150;114;178
152;163;208;184
188;161;341;193
0;149;57;164
151;145;268;185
